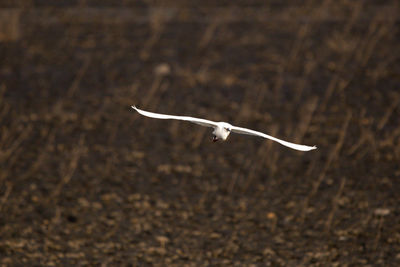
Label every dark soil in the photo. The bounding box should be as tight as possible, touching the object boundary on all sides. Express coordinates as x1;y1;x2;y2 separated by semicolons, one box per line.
1;2;400;266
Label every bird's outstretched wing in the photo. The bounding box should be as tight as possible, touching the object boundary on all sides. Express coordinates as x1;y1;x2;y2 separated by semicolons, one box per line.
231;126;317;151
132;106;218;128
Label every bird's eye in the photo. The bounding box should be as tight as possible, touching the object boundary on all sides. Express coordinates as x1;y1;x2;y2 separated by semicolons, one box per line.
225;127;231;132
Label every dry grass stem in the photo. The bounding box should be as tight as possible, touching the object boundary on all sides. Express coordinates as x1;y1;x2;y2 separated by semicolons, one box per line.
325;177;346;232
301;111;352;222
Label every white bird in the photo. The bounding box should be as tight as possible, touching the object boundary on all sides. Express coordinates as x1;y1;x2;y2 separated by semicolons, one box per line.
132;106;316;151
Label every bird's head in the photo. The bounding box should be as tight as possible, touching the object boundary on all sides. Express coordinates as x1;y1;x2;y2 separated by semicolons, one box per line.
212;122;232;142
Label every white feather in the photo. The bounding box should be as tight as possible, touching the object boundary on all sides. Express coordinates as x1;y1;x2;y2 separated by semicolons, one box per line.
132;106;316;151
231;126;316;151
132;106;217;128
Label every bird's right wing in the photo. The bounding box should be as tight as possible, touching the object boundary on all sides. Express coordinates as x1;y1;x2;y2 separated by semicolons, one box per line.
231;125;317;151
132;106;218;128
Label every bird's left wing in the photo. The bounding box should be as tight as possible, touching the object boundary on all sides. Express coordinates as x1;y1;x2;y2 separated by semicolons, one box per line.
132;106;218;128
231;125;316;151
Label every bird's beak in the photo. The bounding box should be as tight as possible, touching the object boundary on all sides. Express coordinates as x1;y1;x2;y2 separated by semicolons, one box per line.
212;136;218;142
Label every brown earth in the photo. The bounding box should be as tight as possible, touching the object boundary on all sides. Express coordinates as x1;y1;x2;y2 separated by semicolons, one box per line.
1;1;400;266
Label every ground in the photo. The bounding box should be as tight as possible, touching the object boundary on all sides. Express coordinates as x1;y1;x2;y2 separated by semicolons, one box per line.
1;1;400;266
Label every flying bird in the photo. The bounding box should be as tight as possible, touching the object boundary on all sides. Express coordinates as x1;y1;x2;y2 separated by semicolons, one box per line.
132;106;316;151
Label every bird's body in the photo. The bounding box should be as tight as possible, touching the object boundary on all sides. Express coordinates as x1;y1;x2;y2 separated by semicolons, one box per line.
132;106;316;151
212;122;232;142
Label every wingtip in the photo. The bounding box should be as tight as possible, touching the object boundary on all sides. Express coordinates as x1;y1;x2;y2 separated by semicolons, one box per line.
302;145;317;151
131;105;137;110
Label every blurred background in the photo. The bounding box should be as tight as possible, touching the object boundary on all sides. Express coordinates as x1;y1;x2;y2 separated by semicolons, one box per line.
1;1;399;265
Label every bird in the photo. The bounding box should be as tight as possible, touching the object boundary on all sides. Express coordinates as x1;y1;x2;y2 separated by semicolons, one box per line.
131;106;316;152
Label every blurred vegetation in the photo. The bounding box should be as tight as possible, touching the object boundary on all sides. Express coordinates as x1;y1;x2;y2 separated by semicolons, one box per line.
0;1;399;266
